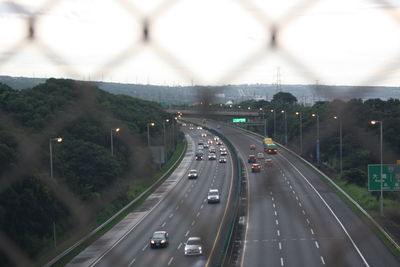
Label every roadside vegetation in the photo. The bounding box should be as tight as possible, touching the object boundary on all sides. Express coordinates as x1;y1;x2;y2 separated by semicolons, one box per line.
236;92;400;247
0;79;183;266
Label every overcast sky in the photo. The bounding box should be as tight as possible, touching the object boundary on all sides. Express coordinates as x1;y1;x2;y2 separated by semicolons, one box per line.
0;0;400;87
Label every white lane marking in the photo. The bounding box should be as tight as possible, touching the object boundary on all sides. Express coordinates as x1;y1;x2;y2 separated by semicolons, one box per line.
272;197;274;201
128;258;136;267
276;219;279;225
197;212;200;217
201;204;204;209
299;202;302;207
178;242;182;250
287;181;290;184
188;188;192;193
280;257;284;266
306;218;310;224
321;256;326;265
311;228;315;235
180;199;183;204
161;221;166;227
142;244;148;251
315;241;320;248
277;230;280;236
302;210;306;215
274;211;277;216
296;196;299;200
289;185;292;189
203;198;207;202
292;190;295;194
184;193;188;198
169;213;174;218
280;154;370;267
175;205;179;210
168;257;174;266
273;203;276;208
192;220;196;226
279;242;282;250
270;191;273;195
186;230;190;236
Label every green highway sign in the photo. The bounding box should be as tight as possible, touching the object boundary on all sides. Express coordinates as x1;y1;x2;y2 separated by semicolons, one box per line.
232;118;247;123
368;164;400;191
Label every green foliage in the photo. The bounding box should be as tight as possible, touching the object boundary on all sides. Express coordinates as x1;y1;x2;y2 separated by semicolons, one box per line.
0;127;17;174
341;168;367;186
272;91;297;104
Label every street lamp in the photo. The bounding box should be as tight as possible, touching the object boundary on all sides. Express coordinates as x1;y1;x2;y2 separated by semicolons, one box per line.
163;119;170;162
281;110;287;146
371;120;384;216
295;112;303;155
333;116;343;177
270;109;276;139
147;122;155;146
110;128;120;156
312;113;320;167
49;136;62;248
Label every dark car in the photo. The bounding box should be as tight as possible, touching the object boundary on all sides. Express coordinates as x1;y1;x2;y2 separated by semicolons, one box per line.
150;231;169;248
195;152;203;160
251;163;261;173
188;169;198;179
248;155;257;163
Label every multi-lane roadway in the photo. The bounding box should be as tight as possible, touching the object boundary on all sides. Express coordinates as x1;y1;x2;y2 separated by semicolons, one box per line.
67;126;234;267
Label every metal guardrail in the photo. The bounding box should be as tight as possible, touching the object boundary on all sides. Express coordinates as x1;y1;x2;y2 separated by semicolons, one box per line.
230;123;400;253
44;140;188;267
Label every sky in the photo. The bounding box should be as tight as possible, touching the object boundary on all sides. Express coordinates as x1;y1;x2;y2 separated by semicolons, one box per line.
0;0;400;88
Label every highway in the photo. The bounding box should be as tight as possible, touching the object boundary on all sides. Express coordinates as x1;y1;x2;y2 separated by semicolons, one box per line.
204;120;399;267
67;126;234;267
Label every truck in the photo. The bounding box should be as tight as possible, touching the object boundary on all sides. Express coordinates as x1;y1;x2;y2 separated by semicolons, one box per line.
263;138;278;154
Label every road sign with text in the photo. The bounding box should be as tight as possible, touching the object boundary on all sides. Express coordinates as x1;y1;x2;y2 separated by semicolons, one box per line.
232;118;247;123
368;164;400;191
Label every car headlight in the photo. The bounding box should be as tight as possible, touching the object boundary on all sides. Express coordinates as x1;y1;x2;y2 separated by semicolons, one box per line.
161;240;166;243
151;240;155;244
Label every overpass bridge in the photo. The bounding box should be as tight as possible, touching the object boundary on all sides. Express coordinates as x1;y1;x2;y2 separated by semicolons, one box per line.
165;108;260;117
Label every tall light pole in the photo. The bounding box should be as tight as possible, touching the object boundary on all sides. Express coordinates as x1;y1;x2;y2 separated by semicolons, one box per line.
312;113;320;167
270;109;276;139
49;136;63;248
260;108;267;137
163;119;170;162
147;122;155;146
333;116;343;177
295;112;303;155
281;110;287;146
110;128;120;156
371;120;384;216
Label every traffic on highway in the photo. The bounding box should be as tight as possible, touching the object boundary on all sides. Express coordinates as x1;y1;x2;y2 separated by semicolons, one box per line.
67;124;234;267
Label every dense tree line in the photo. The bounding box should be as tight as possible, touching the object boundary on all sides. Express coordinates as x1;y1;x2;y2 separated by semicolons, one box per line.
0;79;180;265
239;93;400;187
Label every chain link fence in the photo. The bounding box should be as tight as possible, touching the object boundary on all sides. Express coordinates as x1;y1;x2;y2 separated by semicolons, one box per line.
1;0;400;266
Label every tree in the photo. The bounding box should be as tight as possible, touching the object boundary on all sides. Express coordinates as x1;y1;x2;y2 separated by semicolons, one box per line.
272;92;297;104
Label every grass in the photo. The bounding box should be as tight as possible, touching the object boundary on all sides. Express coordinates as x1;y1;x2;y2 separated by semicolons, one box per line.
44;140;187;267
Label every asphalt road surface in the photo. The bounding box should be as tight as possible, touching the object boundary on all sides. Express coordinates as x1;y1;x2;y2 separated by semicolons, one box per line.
204;119;399;267
67;127;234;267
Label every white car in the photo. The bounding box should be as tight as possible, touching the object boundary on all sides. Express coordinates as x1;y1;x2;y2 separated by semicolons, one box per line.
184;237;202;255
207;189;220;203
188;169;198;179
208;153;217;160
257;152;264;159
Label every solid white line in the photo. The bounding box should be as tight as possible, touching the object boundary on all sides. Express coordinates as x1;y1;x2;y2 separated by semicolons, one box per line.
128;258;136;267
321;256;326;265
280;154;370;266
315;241;320;248
177;242;182;250
168;257;174;266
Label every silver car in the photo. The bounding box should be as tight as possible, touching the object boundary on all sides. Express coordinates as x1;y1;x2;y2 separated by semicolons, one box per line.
184;237;203;255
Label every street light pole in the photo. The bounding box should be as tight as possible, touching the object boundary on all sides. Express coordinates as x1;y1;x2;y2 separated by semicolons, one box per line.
270;109;276;139
295;112;303;154
312;113;320;167
49;137;62;248
371;120;384;216
281;110;287;146
334;116;343;177
147;122;155;147
110;128;120;156
163;119;169;162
